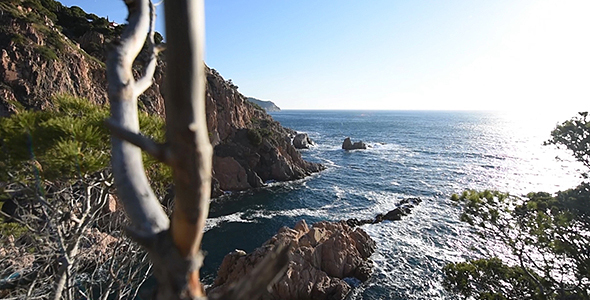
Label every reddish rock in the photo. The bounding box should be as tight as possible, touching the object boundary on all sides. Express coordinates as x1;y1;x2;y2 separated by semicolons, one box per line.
208;220;376;300
213;155;250;191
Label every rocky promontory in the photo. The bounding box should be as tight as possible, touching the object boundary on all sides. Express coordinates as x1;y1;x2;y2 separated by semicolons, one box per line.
0;0;322;196
246;97;281;112
209;198;422;300
206;69;323;195
208;219;376;300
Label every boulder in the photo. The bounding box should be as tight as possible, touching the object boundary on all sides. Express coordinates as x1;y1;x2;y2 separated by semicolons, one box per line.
212;156;250;191
383;208;403;221
208;220;375;300
293;133;314;149
342;137;366;150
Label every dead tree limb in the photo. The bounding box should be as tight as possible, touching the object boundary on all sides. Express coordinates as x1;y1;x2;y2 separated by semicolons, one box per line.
107;0;290;299
106;0;169;237
107;0;209;297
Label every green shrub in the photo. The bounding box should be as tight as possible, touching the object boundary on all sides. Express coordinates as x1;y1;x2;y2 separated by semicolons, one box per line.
36;45;57;61
250;102;264;111
0;94;170;192
247;129;263;146
0;221;28;241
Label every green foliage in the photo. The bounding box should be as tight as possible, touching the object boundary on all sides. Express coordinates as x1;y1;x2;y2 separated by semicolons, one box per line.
546;112;590;176
445;113;590;299
43;26;66;52
447;189;590;298
0;221;28;241
250;102;264;112
35;45;57;61
246;128;273;147
247;129;263;146
22;0;58;23
10;33;27;45
0;95;170;193
443;258;544;300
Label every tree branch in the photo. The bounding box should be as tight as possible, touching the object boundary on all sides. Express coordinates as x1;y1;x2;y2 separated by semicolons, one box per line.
134;1;159;97
107;0;169;236
105;118;171;164
107;1;292;298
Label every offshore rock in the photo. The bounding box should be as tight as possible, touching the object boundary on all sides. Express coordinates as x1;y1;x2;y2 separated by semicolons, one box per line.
293;133;314;149
346;197;423;227
342;137;367;150
208;220;376;300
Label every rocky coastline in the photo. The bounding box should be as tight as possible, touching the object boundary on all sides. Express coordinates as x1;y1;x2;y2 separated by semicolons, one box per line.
208;198;422;300
0;5;322;197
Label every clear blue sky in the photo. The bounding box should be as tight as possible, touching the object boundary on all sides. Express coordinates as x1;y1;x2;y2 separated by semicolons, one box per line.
60;1;589;112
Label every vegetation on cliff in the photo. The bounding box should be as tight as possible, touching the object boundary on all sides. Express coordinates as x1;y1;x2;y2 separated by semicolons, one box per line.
444;112;590;299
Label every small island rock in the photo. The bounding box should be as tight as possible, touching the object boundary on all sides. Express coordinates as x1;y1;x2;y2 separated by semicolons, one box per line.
293;133;314;149
342;137;367;150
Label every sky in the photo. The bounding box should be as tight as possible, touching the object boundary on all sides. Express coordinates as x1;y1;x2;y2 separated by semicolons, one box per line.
59;1;590;112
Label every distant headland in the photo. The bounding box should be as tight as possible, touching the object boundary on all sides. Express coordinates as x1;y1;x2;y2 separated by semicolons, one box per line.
246;97;281;112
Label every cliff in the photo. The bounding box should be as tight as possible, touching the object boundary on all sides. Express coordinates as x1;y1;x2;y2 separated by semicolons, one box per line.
0;0;322;196
246;97;281;112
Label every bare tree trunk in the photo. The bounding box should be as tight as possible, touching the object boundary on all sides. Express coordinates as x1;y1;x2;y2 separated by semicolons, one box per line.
106;1;290;299
161;0;211;296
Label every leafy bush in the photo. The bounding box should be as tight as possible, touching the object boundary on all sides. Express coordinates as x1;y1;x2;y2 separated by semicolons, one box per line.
446;188;590;299
443;257;543;300
545;112;590;176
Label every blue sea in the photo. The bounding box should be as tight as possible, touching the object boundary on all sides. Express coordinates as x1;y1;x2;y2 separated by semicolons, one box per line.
201;110;583;299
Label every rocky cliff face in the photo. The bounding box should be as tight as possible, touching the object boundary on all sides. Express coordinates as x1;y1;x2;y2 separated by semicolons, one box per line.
205;68;323;195
0;0;322;196
0;9;106;115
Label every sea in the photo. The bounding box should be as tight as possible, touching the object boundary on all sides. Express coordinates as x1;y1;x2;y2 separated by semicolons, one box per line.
200;110;584;299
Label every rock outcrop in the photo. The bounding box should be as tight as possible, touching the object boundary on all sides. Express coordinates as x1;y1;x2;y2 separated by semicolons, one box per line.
0;1;323;197
205;69;323;195
342;137;367;150
293;133;314;149
208;219;376;300
345;197;422;227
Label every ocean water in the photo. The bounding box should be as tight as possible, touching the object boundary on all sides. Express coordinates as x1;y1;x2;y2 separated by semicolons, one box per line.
200;110;583;299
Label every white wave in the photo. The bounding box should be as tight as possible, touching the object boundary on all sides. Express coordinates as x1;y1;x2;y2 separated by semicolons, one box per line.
205;211;254;231
420;180;433;187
